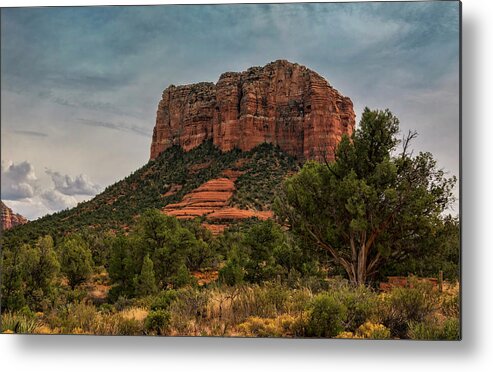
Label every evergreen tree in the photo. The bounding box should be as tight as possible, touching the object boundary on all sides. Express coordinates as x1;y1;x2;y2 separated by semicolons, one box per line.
134;254;158;296
58;234;94;288
275;108;456;285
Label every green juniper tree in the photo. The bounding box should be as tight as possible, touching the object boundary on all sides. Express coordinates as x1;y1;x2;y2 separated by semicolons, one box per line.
58;234;94;289
275;108;456;285
134;254;158;296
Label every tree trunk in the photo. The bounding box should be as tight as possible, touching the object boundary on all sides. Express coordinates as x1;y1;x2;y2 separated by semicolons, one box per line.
356;241;368;285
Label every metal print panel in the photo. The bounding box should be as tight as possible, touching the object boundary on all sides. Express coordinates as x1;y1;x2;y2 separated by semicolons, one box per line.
0;1;461;339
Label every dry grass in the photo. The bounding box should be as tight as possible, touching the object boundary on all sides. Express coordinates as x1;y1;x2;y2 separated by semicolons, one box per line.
3;280;460;338
120;307;148;321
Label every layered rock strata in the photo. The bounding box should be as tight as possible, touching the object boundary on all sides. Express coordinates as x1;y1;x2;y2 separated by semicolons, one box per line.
163;172;272;234
150;60;355;162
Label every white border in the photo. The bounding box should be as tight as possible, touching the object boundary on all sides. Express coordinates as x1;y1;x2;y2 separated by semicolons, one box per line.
2;1;492;371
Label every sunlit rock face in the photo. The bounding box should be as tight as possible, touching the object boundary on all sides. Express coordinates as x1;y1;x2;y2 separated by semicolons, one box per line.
1;201;28;230
150;60;355;162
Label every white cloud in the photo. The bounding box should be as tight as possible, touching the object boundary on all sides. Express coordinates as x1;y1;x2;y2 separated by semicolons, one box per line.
2;198;51;221
45;169;101;196
40;189;78;211
1;159;100;219
1;160;39;200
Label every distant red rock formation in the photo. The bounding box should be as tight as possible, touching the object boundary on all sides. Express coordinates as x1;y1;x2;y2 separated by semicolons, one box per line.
1;201;28;230
150;60;355;162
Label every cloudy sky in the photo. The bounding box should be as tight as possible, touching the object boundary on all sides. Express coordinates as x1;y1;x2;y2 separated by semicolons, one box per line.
1;1;460;220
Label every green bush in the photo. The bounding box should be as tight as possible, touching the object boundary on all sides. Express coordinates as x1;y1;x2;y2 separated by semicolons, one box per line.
333;284;377;332
380;281;438;338
117;317;144;336
306;294;347;338
150;290;178;311
408;317;460;340
252;283;289;317
144;310;171;335
219;251;245;286
171;264;195;288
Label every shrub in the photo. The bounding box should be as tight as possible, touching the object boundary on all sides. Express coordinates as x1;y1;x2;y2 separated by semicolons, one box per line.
150;290;178;311
238;316;282;337
117;317;144;336
171;264;195;288
356;321;391;339
440;289;460;318
333;285;377;332
169;287;209;334
144;310;171;335
335;331;359;339
229;283;290;320
113;296;135;311
408;317;460;340
251;283;289;317
286;288;313;314
58;302;99;333
1;312;40;334
379;281;438;338
306;294;347;338
219;259;244;286
238;314;299;337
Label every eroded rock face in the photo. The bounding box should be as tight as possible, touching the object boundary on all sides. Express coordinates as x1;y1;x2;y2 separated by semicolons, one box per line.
1;201;28;230
163;173;272;234
150;60;355;162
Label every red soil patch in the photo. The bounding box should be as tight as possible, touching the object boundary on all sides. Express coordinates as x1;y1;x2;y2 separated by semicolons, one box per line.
192;270;219;286
379;276;439;292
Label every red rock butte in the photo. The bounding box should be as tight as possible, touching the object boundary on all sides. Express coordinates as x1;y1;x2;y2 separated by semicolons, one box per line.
150;60;355;162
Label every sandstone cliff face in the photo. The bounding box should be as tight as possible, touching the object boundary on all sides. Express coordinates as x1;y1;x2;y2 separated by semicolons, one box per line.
150;60;355;162
1;201;28;230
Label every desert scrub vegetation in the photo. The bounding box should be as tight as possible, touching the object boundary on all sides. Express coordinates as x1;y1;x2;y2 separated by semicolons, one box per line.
1;278;459;339
0;141;295;247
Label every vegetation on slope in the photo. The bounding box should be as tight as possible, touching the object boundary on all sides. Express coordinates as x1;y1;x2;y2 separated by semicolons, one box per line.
1;141;298;247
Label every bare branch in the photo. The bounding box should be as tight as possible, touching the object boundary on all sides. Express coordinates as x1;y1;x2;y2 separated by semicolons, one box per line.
401;130;418;158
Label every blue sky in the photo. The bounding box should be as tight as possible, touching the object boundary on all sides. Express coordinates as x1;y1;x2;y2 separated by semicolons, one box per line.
1;1;460;219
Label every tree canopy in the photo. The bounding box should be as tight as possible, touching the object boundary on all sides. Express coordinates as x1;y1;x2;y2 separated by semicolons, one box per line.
275;108;457;285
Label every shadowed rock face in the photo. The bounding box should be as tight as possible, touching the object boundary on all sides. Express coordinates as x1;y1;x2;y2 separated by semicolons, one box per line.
150;60;355;162
1;201;27;230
